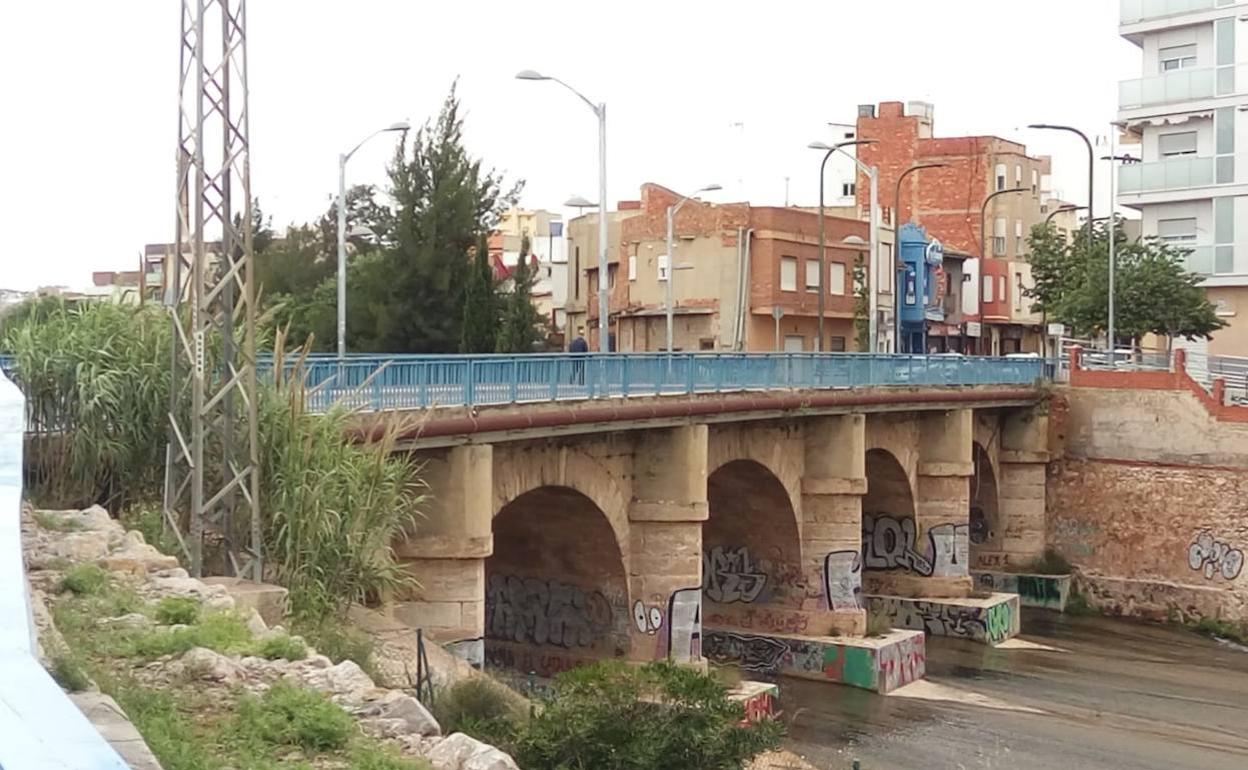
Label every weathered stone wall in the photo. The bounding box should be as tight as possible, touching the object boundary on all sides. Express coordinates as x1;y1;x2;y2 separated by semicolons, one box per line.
1050;387;1248;622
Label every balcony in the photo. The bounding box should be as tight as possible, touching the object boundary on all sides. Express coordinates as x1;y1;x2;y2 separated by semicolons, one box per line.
1118;156;1222;193
1119;68;1216;109
1121;0;1216;24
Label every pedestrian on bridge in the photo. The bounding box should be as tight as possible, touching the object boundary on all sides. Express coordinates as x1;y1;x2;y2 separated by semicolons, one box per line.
570;327;588;385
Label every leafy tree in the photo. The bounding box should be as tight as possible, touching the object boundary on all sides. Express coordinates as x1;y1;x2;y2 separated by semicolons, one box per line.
512;660;783;770
1026;219;1225;346
852;252;870;351
460;233;500;353
381;81;521;352
496;236;543;353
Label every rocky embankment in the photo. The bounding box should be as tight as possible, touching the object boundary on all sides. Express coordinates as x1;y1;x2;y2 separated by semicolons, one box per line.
23;504;519;770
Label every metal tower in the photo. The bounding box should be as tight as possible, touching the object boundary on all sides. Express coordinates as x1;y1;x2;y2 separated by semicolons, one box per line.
164;0;261;579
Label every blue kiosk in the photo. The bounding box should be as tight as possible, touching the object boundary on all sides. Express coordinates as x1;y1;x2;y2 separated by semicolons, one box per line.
897;223;945;354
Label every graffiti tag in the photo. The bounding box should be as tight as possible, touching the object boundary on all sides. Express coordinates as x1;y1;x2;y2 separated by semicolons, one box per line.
862;515;969;577
871;596;1016;644
823;550;863;611
704;546;768;603
666;587;702;663
702;632;789;673
486;575;614;649
1187;531;1244;581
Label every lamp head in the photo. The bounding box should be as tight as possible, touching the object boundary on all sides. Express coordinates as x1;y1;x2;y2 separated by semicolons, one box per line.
386;121;411;132
808;141;834;151
564;195;596;208
698;184;723;193
515;69;550;81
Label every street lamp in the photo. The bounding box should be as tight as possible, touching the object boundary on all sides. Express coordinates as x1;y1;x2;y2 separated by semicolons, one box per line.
665;184;721;352
518;69;611;353
977;186;1028;355
337;120;409;359
1028;124;1095;252
891;162;947;352
1045;204;1087;228
1102;151;1140;360
809;140;877;352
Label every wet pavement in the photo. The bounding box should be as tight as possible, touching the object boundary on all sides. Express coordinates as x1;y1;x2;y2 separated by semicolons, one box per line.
780;612;1248;770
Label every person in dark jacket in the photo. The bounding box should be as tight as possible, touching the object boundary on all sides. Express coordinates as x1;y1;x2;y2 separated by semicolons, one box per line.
569;327;588;384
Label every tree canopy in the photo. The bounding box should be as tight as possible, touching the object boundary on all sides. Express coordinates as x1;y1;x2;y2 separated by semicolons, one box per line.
1026;220;1225;345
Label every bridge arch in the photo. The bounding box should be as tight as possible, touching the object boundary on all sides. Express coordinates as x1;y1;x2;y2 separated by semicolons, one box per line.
485;486;631;677
704;460;804;612
970;441;1000;554
861;447;921;579
706;423;803;534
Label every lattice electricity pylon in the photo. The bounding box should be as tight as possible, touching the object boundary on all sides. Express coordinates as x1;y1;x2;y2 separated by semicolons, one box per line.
163;0;261;580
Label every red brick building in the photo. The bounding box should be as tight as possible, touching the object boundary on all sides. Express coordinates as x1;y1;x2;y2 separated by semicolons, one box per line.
855;101;1051;354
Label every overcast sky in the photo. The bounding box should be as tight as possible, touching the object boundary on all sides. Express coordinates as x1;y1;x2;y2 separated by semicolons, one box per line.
1;0;1139;291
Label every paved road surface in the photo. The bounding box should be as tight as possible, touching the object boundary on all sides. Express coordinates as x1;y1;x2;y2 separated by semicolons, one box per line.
781;613;1248;770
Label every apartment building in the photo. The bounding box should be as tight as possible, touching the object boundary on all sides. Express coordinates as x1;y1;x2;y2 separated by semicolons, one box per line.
1118;0;1248;356
566;184;872;353
491;208;568;333
856;101;1056;354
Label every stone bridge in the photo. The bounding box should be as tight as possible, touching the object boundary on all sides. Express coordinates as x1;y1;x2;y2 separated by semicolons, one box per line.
370;380;1049;693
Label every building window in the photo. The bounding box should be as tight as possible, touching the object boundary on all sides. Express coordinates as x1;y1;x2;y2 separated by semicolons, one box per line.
995;164;1007;191
841;182;856;197
658;254;669;282
829;336;847;352
805;260;820;293
1014;272;1024;311
699;338;716;351
780;257;798;292
1158;218;1198;243
783;334;805;352
998;275;1007;302
1159;131;1198;157
1031;169;1039;194
574;246;580;299
1160;43;1197;71
608;264;618;289
829;262;846;295
628;254;637;281
1015;220;1024;255
982;274;995;303
993;217;1007;256
1015;164;1022;187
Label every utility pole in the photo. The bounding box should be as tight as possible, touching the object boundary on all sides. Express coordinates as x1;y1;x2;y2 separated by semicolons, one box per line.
165;0;261;579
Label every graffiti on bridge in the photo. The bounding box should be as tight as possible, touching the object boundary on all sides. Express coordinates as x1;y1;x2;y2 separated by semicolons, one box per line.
823;550;863;611
704;607;809;636
862;515;970;577
704;631;922;692
634;587;702;664
486;574;615;649
703;545;768;603
1187;531;1244;581
871;596;1017;644
703;631;789;673
969;505;991;545
484;643;592;679
878;633;925;692
975;571;1068;610
740;689;776;725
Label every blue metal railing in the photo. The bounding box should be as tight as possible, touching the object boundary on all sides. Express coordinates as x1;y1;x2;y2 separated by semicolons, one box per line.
275;353;1045;412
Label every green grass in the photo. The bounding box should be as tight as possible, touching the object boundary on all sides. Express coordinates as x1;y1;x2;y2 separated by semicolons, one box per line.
256;634;308;662
1188;617;1248;645
59;565;108;596
155;597;201;626
866;610;894;637
432;677;526;738
126;612;255;660
230;682;355;752
35;510;83;532
50;654;91;692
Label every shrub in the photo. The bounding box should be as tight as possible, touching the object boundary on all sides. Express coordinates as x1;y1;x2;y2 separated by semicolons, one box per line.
1189;617;1248;645
1065;589;1099;617
513;660;783;770
866;610;893;637
433;678;524;738
1027;548;1074;576
50;655;91;692
120;503;185;561
257;634;308;662
231;682;355;752
155;597;201;626
59;565;108;596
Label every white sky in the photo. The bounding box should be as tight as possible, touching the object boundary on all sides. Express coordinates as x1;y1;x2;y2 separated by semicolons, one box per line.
1;0;1139;291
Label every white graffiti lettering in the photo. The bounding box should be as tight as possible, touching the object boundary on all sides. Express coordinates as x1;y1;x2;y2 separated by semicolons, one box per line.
666;587;702;663
703;546;768;603
823;551;863;611
1187;531;1244;581
486;575;613;649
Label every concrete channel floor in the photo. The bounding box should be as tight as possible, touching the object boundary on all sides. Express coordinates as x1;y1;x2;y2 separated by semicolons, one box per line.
781;612;1248;770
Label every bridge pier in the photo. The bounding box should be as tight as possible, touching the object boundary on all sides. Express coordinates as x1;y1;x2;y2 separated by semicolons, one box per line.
627;426;708;665
391;445;493;665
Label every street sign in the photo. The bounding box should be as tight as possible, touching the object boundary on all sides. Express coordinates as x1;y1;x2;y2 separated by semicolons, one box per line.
1047;323;1066;337
772;306;785;320
965;321;982;337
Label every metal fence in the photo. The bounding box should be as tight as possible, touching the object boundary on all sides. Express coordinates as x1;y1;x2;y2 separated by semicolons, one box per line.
282;353;1045;412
